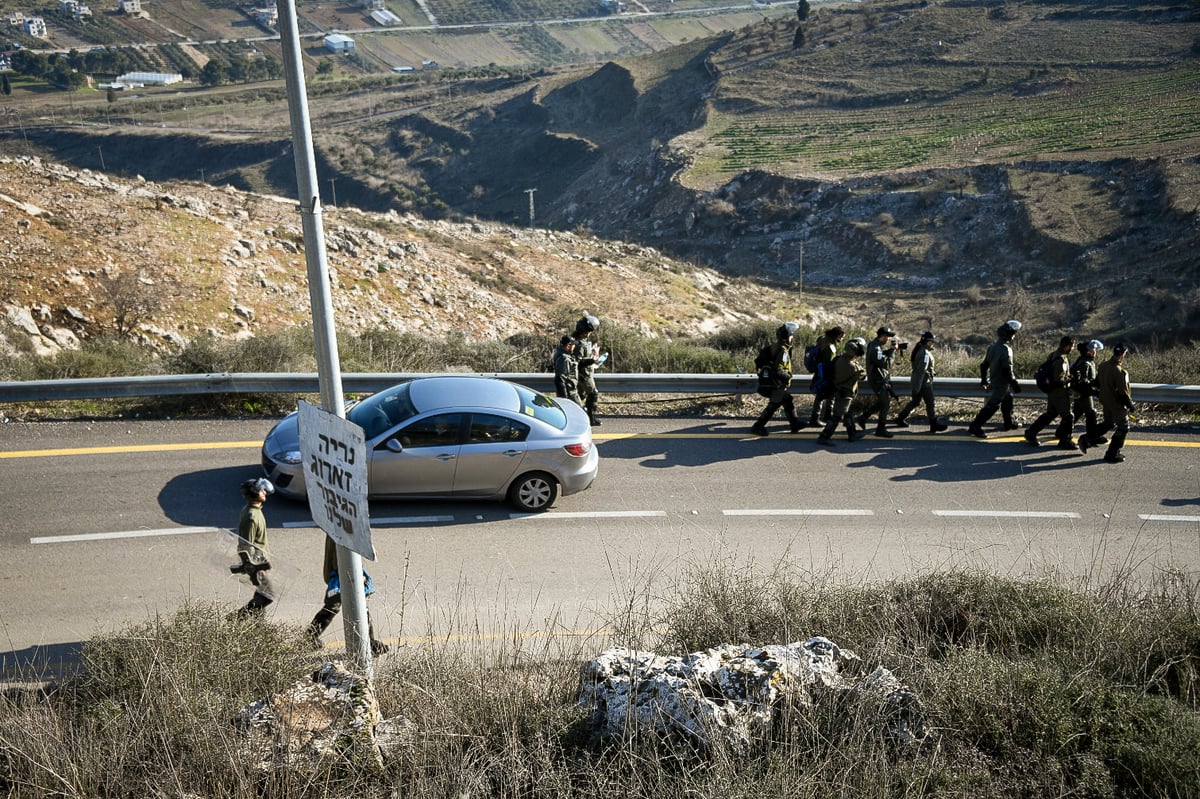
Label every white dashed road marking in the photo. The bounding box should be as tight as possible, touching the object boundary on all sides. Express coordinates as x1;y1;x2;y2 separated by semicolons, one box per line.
1138;514;1200;523
932;510;1081;519
723;509;875;517
31;526;221;545
513;510;669;519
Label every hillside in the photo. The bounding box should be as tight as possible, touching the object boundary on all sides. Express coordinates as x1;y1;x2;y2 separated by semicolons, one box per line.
4;0;1199;348
0;155;828;359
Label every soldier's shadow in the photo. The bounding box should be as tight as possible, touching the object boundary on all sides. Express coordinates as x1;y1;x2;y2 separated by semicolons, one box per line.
844;441;1092;483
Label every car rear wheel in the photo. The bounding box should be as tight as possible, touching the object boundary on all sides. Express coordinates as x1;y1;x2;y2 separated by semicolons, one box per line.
508;471;558;512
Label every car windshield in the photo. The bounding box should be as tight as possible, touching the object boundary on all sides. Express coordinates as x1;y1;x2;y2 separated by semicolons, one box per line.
514;383;567;430
348;382;418;440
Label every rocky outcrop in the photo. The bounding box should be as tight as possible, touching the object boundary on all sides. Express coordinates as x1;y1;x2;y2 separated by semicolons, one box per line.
580;638;924;751
234;660;413;773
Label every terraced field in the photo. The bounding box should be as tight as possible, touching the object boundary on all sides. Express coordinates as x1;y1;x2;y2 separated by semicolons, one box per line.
679;4;1200;185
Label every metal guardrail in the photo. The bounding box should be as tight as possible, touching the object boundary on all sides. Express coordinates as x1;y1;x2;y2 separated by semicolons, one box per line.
1;373;1199;405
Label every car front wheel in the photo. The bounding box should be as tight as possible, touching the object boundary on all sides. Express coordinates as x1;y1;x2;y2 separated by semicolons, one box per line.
508;472;558;512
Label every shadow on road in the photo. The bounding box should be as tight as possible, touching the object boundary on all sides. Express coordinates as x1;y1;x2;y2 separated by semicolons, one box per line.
1;641;84;683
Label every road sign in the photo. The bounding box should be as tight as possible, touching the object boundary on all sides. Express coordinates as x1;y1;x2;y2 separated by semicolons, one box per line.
298;400;375;560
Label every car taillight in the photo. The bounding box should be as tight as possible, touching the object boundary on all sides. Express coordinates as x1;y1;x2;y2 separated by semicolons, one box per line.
564;442;591;457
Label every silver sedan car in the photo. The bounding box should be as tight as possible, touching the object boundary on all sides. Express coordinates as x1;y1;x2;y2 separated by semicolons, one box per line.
260;376;598;512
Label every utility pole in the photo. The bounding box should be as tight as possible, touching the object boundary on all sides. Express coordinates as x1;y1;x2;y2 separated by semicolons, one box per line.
278;0;373;678
525;187;536;228
797;240;804;299
328;177;337;208
97;146;105;171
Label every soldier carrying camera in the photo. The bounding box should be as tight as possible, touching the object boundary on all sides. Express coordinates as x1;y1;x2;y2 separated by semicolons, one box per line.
859;326;904;438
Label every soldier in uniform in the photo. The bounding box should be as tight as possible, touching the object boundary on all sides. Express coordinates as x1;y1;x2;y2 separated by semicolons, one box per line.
859;325;901;438
1082;343;1134;463
1024;335;1078;450
553;335;582;406
1070;339;1104;446
307;536;390;655
968;320;1023;438
806;325;845;427
751;321;802;436
232;477;275;619
816;337;868;445
572;315;605;426
893;331;949;432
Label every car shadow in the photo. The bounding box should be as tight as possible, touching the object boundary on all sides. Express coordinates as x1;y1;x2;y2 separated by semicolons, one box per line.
1;641;85;682
159;466;534;529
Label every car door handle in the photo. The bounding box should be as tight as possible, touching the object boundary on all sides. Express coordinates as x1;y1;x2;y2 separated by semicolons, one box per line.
436;453;456;461
503;449;522;457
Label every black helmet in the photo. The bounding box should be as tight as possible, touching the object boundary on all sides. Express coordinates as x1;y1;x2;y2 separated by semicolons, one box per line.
920;331;936;341
575;315;599;334
241;477;274;498
876;325;896;337
997;319;1022;340
846;338;866;356
777;321;799;340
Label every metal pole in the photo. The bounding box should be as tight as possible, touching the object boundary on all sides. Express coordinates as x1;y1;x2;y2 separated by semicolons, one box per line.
277;0;372;677
525;187;536;228
797;240;804;299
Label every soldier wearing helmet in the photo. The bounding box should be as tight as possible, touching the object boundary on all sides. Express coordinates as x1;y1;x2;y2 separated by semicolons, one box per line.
1070;339;1104;446
572;315;605;426
232;477;275;619
750;321;802;436
816;336;868;445
968;320;1023;438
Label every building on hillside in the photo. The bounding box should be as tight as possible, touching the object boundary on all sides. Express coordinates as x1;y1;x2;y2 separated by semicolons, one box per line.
119;0;143;15
114;70;183;85
22;16;47;37
58;0;93;20
599;0;627;13
363;0;385;9
323;33;355;54
254;7;277;28
421;59;438;69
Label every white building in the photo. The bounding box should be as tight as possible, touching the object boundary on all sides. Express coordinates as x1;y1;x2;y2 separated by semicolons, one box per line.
254;7;277;27
323;33;355;54
119;0;141;14
23;16;47;37
114;71;183;86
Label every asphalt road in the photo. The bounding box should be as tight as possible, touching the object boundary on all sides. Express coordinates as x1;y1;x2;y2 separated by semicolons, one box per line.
2;416;1198;677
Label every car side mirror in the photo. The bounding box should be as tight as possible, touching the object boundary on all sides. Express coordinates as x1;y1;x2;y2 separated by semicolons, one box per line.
386;438;404;453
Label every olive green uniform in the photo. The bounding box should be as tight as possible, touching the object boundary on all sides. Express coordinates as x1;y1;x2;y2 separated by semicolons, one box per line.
1025;349;1075;447
817;354;866;442
751;340;800;435
1090;355;1133;462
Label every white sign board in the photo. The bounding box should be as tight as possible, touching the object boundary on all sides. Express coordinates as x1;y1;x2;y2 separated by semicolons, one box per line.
298;400;375;560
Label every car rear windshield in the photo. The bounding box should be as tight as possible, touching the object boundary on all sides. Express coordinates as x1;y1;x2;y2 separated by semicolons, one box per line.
348;383;418;439
514;384;567;430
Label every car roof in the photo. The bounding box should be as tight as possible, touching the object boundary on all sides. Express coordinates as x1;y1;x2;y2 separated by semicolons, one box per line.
410;376;521;413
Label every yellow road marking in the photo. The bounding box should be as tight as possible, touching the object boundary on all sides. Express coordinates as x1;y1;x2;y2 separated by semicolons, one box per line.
0;441;263;458
2;433;1196;459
